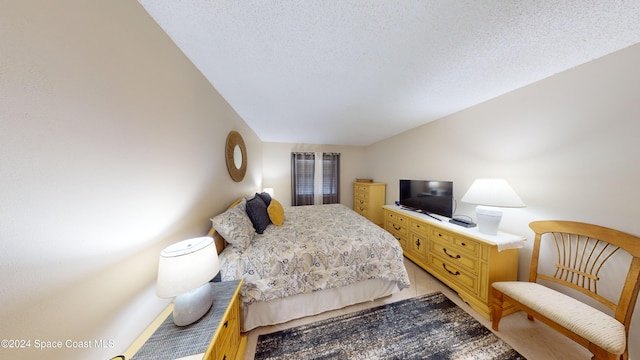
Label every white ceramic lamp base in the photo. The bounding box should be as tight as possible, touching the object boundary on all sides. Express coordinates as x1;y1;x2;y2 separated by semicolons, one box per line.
172;283;213;326
475;205;502;235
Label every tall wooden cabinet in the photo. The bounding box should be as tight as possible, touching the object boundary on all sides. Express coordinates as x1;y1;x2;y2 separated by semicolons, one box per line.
383;205;523;320
353;182;386;226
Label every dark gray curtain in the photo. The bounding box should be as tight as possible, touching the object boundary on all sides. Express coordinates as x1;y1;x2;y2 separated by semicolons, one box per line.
291;152;340;206
322;153;340;204
291;152;315;206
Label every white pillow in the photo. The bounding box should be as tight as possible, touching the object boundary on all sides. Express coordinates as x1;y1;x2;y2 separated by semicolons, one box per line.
210;198;254;250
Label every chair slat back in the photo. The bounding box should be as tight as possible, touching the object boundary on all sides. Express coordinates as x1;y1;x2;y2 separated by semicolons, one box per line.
529;220;640;325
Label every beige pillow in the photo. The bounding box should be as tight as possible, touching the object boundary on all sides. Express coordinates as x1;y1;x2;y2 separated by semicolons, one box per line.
210;198;254;250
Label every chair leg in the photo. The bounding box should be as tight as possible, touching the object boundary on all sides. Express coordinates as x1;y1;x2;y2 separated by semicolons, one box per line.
588;343;621;360
491;288;504;331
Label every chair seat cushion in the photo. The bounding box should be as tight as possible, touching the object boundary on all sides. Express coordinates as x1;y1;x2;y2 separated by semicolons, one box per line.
493;281;625;354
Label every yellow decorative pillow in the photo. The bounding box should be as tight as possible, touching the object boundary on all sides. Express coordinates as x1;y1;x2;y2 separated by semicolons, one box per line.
267;198;285;226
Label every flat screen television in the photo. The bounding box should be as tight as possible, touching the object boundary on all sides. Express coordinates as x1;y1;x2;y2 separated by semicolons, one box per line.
399;179;454;218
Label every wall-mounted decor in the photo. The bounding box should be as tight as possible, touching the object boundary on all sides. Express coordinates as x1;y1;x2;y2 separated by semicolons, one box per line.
225;131;247;182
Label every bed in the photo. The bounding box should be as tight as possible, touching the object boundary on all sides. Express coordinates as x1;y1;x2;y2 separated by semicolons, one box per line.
208;194;410;332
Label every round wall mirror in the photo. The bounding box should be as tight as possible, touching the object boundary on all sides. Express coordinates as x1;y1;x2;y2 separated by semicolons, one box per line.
233;145;243;168
225;131;247;182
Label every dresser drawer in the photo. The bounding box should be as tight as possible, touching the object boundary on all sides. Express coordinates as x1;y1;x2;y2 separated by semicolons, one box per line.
385;216;408;237
354;197;369;213
354;188;369;200
388;232;408;249
354;184;367;191
429;236;479;275
211;335;236;360
410;219;429;236
209;295;240;360
430;228;480;257
384;210;408;249
427;254;480;296
385;210;408;227
386;226;407;248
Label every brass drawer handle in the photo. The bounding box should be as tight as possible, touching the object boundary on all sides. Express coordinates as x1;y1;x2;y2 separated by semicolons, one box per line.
443;264;460;276
223;320;228;328
443;248;460;259
393;224;402;231
415;238;421;248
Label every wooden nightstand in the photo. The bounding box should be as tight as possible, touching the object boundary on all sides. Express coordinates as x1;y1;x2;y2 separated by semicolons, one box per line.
124;279;246;360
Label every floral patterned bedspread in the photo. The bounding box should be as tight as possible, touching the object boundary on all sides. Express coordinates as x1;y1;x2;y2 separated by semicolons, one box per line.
219;204;410;304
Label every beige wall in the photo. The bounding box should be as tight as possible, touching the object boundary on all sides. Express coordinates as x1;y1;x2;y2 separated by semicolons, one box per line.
262;143;368;208
366;43;640;358
0;1;263;359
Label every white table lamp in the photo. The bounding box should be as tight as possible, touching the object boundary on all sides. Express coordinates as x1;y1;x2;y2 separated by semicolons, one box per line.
461;179;525;235
156;236;220;326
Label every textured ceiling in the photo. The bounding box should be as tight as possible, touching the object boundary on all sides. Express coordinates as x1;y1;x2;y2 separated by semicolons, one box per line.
139;1;640;146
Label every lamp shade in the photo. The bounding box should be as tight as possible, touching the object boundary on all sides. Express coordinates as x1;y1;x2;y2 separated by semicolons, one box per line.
156;236;219;298
460;179;525;208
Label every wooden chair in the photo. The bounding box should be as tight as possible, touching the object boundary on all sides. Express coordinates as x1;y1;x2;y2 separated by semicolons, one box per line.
491;220;640;360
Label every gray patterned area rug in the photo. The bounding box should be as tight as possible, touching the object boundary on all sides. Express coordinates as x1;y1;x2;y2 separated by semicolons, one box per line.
254;292;526;360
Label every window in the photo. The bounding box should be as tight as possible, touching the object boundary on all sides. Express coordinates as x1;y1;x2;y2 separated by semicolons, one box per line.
291;152;340;206
291;152;315;206
322;152;340;204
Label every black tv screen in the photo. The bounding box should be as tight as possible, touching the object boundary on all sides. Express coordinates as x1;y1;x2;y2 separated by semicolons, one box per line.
399;179;453;218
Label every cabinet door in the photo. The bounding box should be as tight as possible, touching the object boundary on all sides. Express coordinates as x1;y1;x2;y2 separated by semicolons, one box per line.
409;232;428;261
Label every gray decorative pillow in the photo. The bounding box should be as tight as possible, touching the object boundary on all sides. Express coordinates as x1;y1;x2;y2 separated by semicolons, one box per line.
210;198;254;250
246;194;271;234
257;192;272;207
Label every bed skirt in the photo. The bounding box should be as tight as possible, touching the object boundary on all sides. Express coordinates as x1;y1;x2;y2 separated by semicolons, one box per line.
241;278;401;332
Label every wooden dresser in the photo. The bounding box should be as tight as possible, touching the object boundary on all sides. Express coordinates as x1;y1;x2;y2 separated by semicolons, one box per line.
383;205;522;319
353;182;386;226
124;279;246;360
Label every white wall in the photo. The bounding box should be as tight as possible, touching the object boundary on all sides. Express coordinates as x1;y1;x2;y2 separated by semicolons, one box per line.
0;1;263;359
366;43;640;358
262;142;368;207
